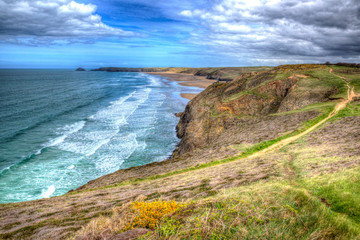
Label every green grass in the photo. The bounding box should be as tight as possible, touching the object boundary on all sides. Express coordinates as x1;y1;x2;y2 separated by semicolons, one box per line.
274;72;293;80
330;66;360;92
330;102;360;122
303;68;349;98
291;74;346;100
275;67;348;100
222;66;348;104
300;167;360;223
270;101;335;117
222;90;270;103
151;181;360;239
222;91;248;103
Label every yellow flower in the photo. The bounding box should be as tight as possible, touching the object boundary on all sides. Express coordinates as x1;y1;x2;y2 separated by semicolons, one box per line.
124;200;184;230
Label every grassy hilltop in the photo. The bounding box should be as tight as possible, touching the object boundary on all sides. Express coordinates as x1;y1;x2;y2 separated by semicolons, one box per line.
1;64;360;240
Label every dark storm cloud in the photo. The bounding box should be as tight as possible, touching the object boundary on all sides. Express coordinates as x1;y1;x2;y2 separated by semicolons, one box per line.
0;0;134;44
257;0;359;29
180;0;360;63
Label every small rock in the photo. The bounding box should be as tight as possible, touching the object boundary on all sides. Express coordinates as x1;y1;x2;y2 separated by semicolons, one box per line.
175;112;183;118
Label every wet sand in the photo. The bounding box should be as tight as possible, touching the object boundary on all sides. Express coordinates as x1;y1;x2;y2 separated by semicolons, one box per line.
147;72;215;100
180;93;198;100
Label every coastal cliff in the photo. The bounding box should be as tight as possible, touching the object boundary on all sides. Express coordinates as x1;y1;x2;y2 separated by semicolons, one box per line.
1;64;360;240
174;65;338;156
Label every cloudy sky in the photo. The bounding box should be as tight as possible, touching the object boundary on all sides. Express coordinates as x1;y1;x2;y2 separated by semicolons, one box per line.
0;0;359;68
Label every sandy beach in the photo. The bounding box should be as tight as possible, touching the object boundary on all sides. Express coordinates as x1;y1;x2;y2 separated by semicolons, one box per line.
147;72;215;100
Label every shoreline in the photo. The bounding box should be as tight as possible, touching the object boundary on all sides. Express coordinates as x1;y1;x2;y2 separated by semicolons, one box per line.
146;72;215;100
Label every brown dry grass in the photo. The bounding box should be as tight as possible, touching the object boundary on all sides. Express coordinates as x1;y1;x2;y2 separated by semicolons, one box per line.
286;116;360;178
74;202;135;239
0;146;282;239
73;196;183;240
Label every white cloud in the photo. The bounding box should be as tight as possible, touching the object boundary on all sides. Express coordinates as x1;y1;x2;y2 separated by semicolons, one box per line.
217;23;251;33
58;1;95;15
179;10;193;17
0;0;135;45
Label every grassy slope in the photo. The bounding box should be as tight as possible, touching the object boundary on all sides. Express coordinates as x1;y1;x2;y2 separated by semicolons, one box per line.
191;67;273;80
1;65;359;240
87;66;360;239
149;102;360;240
223;65;348;104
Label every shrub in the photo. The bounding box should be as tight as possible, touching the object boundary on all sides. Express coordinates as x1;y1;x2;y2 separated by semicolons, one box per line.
125;200;184;230
73;199;184;239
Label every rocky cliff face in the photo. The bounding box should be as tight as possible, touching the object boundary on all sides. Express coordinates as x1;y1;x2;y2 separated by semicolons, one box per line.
174;69;338;156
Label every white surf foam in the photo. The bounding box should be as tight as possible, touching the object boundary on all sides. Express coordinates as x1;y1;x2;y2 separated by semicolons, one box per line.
138;140;147;150
89;91;136;120
0;120;87;174
47;121;86;148
58;89;151;157
0;164;13;175
85;137;113;157
94;133;139;172
41;185;55;198
147;75;161;87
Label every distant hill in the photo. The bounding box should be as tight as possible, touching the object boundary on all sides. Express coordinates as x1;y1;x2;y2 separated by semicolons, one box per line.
91;66;273;81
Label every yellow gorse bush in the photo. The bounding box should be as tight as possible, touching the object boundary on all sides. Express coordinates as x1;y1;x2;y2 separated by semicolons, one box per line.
125;200;184;230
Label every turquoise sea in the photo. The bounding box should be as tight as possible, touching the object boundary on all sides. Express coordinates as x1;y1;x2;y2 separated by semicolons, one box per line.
0;70;201;203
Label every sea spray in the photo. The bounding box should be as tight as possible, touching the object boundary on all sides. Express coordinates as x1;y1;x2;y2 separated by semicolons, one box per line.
41;185;56;198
